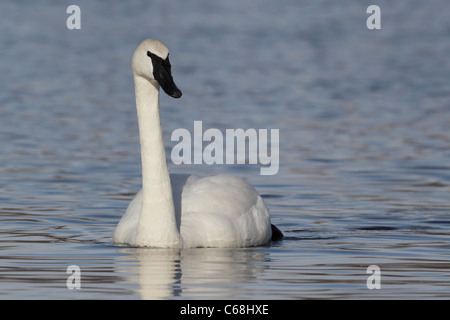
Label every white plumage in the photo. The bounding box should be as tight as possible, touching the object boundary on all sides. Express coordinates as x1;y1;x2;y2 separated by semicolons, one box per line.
113;39;281;248
115;174;272;247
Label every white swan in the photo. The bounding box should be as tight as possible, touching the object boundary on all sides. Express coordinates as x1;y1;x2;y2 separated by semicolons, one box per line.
113;39;283;248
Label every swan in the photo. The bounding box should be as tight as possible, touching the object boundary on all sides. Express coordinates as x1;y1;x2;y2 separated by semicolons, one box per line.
113;39;283;248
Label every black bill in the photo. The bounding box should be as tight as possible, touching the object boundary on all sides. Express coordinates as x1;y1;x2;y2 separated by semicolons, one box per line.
147;51;182;99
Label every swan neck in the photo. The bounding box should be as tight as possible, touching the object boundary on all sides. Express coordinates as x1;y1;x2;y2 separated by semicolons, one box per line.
133;76;181;247
134;77;166;189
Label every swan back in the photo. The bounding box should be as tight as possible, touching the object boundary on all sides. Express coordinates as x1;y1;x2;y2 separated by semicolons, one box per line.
179;175;272;248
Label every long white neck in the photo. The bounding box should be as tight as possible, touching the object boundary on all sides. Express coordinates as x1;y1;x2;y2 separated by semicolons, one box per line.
133;76;181;247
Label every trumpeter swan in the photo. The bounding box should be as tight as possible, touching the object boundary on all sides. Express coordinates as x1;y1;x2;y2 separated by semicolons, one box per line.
113;39;283;248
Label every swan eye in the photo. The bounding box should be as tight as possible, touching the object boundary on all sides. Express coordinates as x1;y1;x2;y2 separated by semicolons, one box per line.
162;55;172;70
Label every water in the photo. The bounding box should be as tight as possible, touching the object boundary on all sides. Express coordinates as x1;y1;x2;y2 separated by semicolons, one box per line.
1;0;450;299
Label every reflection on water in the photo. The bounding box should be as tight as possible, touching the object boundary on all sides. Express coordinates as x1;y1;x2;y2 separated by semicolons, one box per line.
118;248;271;299
1;0;450;299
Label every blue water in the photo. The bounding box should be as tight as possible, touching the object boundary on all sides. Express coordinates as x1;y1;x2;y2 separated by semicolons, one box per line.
1;0;450;299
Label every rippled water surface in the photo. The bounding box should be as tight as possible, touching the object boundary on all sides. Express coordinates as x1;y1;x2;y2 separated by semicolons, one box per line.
1;0;450;299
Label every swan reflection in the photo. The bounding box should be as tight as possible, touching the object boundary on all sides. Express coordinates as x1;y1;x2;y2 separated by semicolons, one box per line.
116;247;271;299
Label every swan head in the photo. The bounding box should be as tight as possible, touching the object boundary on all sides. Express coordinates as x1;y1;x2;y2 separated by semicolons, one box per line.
132;39;182;98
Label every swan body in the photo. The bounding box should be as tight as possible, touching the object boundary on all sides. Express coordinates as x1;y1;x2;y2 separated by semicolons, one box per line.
113;39;282;248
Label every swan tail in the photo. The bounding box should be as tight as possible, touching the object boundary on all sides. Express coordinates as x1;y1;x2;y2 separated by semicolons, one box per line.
270;224;284;241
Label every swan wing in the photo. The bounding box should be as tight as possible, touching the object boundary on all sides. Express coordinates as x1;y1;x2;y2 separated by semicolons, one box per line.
180;174;272;247
113;189;143;245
